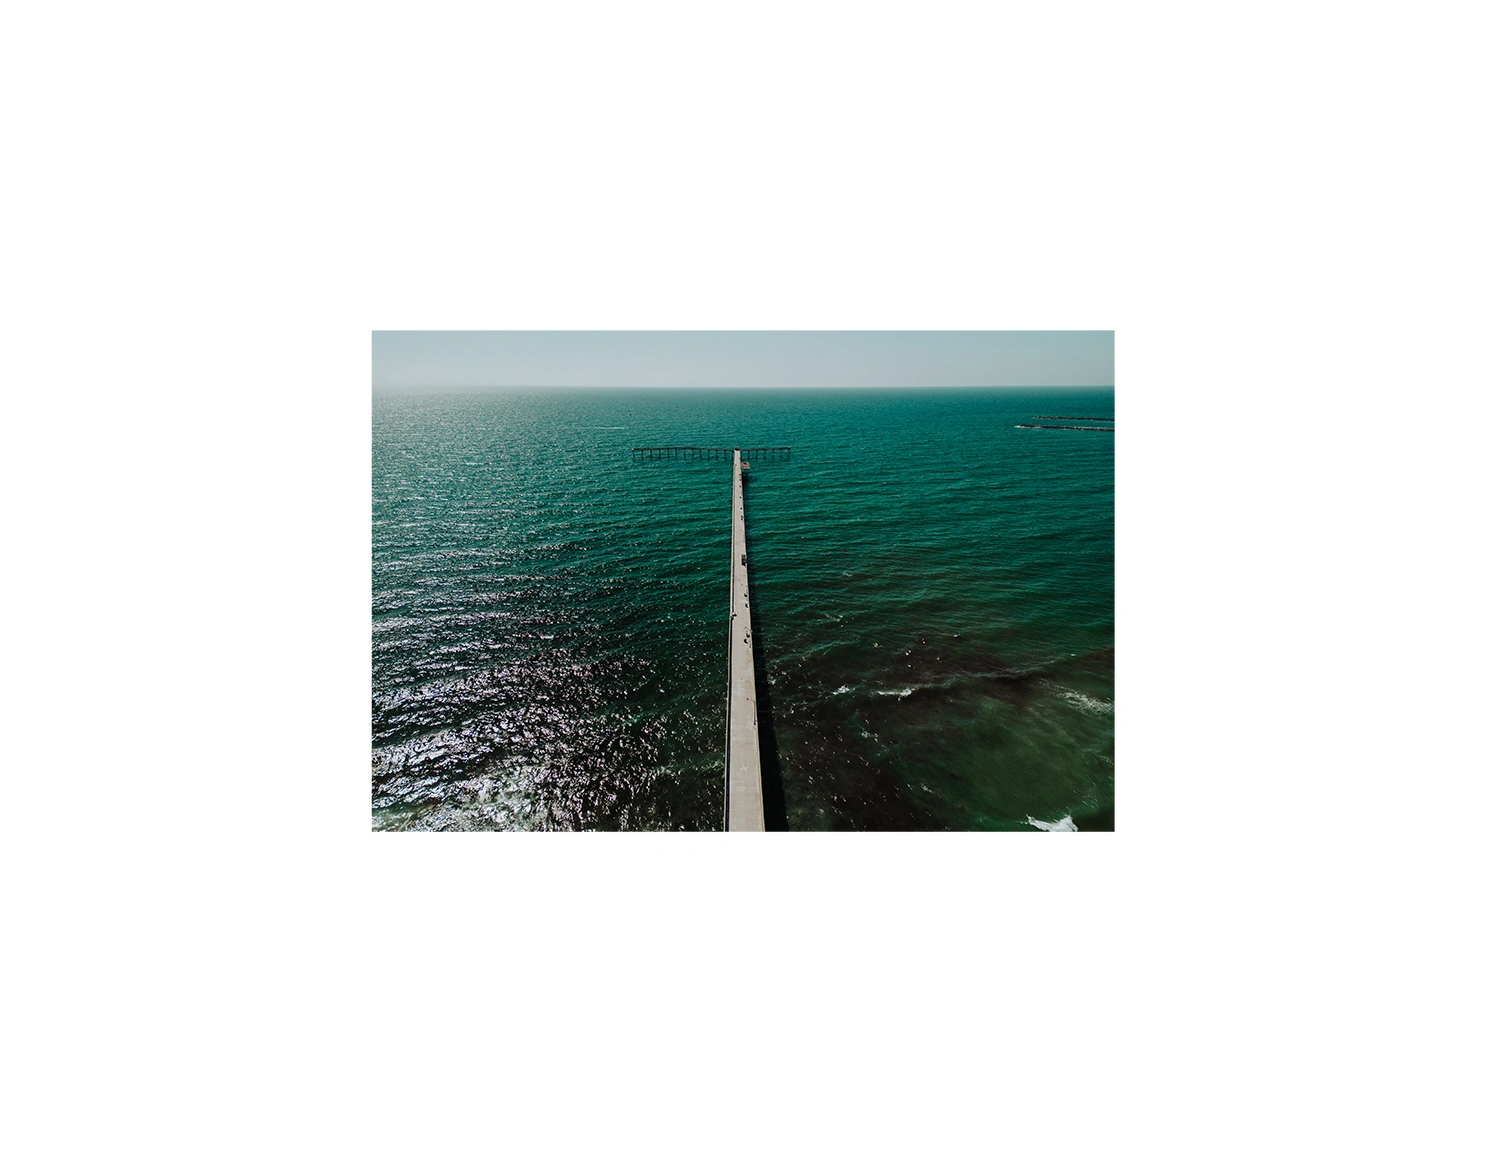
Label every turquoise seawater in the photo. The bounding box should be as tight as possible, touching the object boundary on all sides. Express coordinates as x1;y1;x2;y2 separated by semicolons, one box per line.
372;388;1113;830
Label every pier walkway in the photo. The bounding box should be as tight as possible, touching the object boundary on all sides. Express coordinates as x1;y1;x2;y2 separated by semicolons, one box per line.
724;448;764;831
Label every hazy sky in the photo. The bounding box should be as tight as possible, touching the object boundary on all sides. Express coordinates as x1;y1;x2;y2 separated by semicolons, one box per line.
372;331;1113;389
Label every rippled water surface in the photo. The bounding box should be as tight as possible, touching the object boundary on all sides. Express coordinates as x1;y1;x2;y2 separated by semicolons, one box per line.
373;388;1113;830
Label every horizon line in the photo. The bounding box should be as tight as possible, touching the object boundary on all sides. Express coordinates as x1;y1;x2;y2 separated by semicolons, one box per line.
372;383;1116;392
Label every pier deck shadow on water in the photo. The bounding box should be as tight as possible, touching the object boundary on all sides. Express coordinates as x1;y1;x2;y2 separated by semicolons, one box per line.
742;489;789;831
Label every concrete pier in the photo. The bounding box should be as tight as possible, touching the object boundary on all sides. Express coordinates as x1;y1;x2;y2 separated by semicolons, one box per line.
724;449;764;831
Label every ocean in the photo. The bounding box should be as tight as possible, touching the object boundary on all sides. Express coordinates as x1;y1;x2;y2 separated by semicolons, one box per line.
372;387;1113;830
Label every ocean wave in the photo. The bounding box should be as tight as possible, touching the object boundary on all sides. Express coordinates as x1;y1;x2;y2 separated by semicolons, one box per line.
1026;815;1077;832
1052;685;1113;715
376;388;1113;830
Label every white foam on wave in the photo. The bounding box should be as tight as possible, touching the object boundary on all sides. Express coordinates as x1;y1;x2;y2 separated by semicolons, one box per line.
1056;687;1113;715
833;684;852;695
1027;815;1077;832
876;686;916;698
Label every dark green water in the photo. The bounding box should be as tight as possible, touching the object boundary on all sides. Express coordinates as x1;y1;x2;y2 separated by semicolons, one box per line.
373;388;1113;830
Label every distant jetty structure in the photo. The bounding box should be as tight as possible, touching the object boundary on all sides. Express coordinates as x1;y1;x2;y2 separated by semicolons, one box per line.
1017;414;1114;433
724;449;764;831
